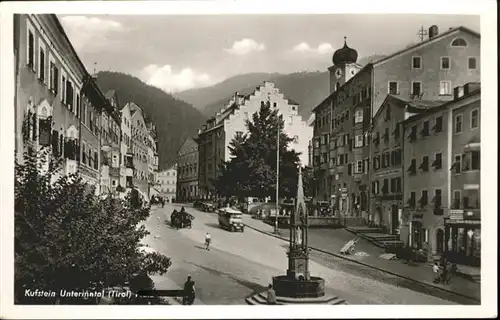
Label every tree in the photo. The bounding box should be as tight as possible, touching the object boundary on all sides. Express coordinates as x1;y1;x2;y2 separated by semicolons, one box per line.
302;166;316;198
214;101;301;199
14;148;171;304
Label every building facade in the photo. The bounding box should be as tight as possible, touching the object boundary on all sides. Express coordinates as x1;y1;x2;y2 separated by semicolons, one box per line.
147;122;159;197
158;165;177;203
176;137;199;202
14;14;104;193
128;102;150;199
99;91;122;195
119;101;134;190
312;26;480;222
198;82;313;198
401;83;480;262
446;84;481;266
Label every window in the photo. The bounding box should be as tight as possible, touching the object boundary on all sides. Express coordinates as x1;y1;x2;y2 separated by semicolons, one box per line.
420;190;428;206
471;109;479;129
391;149;402;166
61;72;67;103
412;56;421;69
419;156;429;172
373;155;381;170
421;121;430;137
453;154;462;174
355;134;364;148
441;57;450;70
434;116;443;133
27;26;35;70
49;58;59;94
38;42;46;83
354;109;363;123
372;180;380;194
434;189;442;208
289;116;293;125
383;127;389;143
388;81;399;95
451;38;467;47
440;81;452;95
453;190;461;209
382;179;389;194
76;93;80;119
468;57;477;70
409;192;416;208
244;112;249;120
470;151;480;170
408;158;416;175
382;152;390;168
408;125;417;141
411;81;422;96
454;114;463;134
432;153;442;169
293;135;299;143
356;160;363;174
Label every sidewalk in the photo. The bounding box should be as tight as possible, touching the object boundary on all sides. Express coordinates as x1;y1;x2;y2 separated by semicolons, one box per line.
243;217;480;302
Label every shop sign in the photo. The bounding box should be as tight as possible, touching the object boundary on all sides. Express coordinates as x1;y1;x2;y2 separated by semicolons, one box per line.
449;209;464;220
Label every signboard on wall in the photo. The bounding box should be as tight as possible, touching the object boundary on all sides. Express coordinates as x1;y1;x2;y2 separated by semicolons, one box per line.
449;209;464;220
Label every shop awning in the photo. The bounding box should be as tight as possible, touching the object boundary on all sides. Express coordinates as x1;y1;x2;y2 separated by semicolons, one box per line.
445;219;481;225
464;142;480;152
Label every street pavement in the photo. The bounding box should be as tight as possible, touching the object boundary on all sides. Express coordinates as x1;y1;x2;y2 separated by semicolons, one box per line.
141;203;457;305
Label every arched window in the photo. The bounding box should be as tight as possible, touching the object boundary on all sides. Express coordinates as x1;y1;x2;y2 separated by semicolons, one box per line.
335;82;340;91
451;37;467;47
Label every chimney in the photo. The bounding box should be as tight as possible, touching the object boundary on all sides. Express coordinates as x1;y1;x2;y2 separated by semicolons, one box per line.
453;86;465;99
429;25;439;39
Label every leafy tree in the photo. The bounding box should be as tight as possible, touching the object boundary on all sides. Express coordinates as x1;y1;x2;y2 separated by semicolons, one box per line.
214;101;301;199
302;166;316;198
14;148;171;305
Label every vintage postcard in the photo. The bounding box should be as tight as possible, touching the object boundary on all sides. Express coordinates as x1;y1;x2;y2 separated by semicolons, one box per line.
0;0;497;319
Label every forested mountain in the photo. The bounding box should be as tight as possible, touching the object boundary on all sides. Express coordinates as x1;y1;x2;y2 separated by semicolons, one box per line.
175;54;387;120
95;71;206;169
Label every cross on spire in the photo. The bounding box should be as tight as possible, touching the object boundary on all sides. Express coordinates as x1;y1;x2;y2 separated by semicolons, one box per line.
417;26;428;42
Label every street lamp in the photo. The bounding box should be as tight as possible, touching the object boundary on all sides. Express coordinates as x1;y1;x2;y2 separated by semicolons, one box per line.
273;100;280;234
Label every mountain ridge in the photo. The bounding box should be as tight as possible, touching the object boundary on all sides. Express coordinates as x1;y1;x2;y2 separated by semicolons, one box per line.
95;71;207;170
174;54;387;119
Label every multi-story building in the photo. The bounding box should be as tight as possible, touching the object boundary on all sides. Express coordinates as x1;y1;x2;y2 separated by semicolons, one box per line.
119;100;134;190
446;84;481;266
146;122;159;197
370;95;442;234
128;102;150;199
99;90;122;195
14;14;103;192
401;83;480;262
198;82;313;198
176;137;199;202
158;165;177;203
312;25;480;221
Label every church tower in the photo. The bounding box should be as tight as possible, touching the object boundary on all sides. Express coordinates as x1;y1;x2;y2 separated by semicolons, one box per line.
328;37;362;94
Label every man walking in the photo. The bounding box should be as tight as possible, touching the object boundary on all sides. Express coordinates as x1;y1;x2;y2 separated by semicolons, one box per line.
432;262;441;283
266;284;277;305
183;275;196;305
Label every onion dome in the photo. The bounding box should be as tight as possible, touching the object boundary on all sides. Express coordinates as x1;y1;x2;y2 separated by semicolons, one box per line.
332;37;358;65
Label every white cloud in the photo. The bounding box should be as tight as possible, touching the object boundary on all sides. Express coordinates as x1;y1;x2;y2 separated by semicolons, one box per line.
224;38;265;55
140;64;216;93
292;42;333;54
60;15;125;52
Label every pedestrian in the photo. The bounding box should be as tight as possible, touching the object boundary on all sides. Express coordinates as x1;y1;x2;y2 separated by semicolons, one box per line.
432;262;441;283
183;276;196;305
266;284;277;305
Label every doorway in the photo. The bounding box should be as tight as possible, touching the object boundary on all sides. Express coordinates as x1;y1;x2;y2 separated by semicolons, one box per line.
391;205;399;235
436;229;444;254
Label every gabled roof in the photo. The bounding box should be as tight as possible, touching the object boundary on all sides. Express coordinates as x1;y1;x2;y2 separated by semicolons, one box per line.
375;94;444;120
372;26;480;66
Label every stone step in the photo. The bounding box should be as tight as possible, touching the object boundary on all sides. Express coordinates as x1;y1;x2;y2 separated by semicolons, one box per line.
346;226;383;234
246;292;348;305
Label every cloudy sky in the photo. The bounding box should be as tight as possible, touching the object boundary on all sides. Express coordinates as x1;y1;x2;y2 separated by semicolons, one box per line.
58;14;480;93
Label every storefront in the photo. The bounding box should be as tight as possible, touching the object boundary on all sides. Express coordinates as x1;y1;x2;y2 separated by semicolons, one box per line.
444;217;481;267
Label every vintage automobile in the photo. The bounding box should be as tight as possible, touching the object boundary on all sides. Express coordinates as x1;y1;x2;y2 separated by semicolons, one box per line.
201;202;216;213
316;201;332;216
218;207;244;232
170;209;194;229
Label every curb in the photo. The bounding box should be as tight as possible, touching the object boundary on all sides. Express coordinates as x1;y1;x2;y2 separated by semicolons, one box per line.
244;223;480;303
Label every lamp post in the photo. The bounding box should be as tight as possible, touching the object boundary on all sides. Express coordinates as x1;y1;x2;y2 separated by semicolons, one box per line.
275;115;280;234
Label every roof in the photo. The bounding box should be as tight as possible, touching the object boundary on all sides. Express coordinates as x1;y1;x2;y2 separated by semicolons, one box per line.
404;88;481;124
372;26;480;66
286;98;300;106
312;25;480;113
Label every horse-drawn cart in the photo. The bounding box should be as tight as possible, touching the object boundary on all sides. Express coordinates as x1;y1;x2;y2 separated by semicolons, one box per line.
170;209;194;229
